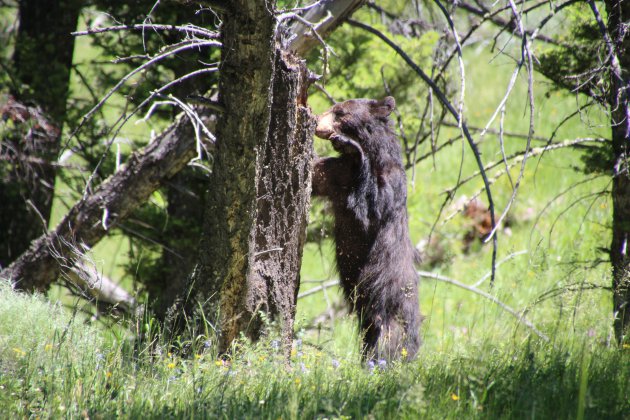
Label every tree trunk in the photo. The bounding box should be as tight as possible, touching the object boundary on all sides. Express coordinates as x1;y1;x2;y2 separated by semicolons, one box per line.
243;51;314;358
176;0;368;352
0;0;81;267
606;0;630;344
189;0;277;351
1;115;202;291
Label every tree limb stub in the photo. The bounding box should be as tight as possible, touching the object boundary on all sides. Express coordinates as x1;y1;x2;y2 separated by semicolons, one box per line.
287;0;366;56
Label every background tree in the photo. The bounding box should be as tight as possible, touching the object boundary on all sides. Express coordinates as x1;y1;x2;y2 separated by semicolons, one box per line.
0;0;81;267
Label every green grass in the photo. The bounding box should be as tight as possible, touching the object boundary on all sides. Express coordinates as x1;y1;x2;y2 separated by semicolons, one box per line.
0;281;628;418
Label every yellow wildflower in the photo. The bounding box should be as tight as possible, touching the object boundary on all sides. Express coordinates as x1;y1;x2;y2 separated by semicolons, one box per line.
105;371;112;378
401;348;408;358
215;360;223;367
451;393;459;401
167;362;176;369
44;344;53;352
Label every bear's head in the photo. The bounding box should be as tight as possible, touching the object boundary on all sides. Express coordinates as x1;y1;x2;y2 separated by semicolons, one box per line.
315;97;396;143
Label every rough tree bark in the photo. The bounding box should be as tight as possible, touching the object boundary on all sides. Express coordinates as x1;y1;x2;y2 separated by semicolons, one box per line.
186;0;324;356
189;0;278;351
0;0;81;267
234;51;314;357
0;115;202;291
605;0;630;344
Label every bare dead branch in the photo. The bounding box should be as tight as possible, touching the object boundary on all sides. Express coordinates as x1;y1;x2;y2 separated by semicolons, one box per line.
419;270;549;341
533;282;612;306
65;259;137;313
171;0;228;12
287;0;366;56
445;138;606;198
547;190;610;249
433;0;465;120
456;0;564;46
441;121;548;142
481;0;536;249
298;279;340;299
529;175;605;246
72;23;218;39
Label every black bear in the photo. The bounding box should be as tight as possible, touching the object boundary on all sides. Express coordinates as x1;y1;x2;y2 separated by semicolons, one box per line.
312;96;421;361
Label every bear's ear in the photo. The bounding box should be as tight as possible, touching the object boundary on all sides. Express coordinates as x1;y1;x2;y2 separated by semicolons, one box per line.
372;96;395;117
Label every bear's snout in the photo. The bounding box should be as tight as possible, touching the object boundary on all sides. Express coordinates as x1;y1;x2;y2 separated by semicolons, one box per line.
315;111;335;139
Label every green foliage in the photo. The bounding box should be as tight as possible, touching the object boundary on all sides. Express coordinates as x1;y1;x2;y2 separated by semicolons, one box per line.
537;5;606;101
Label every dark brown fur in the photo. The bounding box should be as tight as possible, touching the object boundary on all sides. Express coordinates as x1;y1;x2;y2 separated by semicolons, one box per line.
312;97;421;361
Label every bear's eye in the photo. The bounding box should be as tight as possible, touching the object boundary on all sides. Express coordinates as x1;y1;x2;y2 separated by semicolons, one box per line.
334;109;346;118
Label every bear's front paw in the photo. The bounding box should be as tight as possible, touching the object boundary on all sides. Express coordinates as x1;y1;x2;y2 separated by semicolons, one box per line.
329;133;344;143
331;134;362;156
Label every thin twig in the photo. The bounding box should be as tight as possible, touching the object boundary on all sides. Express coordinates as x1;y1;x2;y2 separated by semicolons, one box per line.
444;138;606;198
418;270;549;341
547;189;610;249
72;23;219;39
482;0;536;249
297;280;339;299
472;250;528;288
441;121;548;142
529;174;604;247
